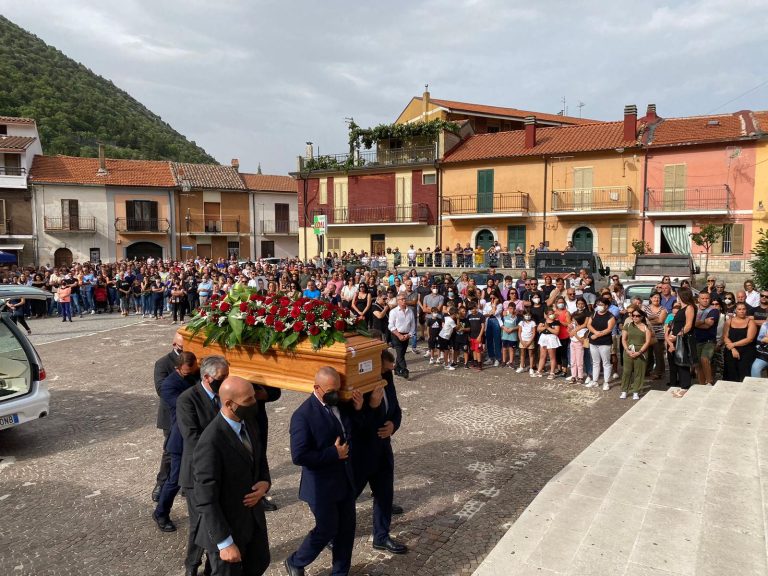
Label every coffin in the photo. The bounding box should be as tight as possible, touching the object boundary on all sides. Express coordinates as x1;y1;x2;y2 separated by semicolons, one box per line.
178;327;386;400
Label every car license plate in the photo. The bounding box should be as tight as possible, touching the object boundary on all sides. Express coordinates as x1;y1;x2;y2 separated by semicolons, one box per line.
0;414;19;429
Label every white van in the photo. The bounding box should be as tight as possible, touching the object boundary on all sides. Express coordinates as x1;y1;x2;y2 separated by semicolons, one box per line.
0;286;49;430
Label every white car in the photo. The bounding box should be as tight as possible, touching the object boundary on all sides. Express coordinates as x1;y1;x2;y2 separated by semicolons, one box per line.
0;286;49;431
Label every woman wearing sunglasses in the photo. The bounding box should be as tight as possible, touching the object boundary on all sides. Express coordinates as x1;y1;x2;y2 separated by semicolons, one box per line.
620;309;653;400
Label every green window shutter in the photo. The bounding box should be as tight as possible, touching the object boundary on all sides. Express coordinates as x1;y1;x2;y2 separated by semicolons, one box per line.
732;224;744;255
477;169;494;213
507;225;525;251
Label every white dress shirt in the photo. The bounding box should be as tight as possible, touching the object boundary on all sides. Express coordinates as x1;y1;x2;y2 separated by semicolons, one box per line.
388;305;415;336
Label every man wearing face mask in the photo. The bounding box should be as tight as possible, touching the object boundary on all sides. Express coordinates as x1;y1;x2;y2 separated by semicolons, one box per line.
154;352;199;533
421;283;445;357
194;376;272;576
152;333;186;503
176;355;229;576
284;367;365;576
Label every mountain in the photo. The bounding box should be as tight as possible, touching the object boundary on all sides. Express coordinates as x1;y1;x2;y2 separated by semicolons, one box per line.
0;16;217;163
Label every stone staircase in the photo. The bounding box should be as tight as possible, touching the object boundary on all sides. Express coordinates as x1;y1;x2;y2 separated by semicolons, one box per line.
473;378;768;576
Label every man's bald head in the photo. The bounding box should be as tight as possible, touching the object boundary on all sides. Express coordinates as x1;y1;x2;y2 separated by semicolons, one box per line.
219;376;256;421
315;366;340;391
172;332;185;352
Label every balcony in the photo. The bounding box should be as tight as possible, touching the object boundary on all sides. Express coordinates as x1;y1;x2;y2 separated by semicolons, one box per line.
0;166;25;176
313;203;430;226
0;165;27;189
44;216;97;233
301;145;437;172
646;185;731;216
0;219;10;235
442;192;529;219
550;186;634;215
261;220;298;235
115;217;170;233
183;216;241;234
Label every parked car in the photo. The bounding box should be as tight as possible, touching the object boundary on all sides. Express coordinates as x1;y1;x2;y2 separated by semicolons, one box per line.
0;286;49;431
622;280;699;305
534;251;610;287
633;254;699;282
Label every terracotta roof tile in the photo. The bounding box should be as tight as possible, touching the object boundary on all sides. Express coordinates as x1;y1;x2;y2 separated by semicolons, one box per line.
171;162;246;190
240;173;296;193
29;155;175;187
428;98;598;125
0;116;36;125
755;111;768;132
443;121;636;163
646;112;753;147
0;135;37;151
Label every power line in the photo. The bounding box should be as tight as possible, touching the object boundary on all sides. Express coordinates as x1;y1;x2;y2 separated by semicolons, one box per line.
706;77;768;114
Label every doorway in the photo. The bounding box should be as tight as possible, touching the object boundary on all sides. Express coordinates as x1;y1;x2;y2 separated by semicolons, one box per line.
371;234;385;257
475;229;494;250
126;241;163;261
659;225;689;254
261;240;275;258
572;227;593;251
54;247;73;268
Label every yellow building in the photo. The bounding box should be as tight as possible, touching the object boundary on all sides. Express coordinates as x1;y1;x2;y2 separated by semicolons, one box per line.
753;112;768;235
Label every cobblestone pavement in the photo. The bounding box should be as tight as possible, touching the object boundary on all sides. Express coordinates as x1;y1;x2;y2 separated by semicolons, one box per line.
0;317;643;575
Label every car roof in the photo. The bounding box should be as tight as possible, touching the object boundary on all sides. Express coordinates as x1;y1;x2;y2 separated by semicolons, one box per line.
0;286;50;301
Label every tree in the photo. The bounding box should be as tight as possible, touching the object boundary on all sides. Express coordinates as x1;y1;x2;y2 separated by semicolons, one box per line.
690;224;724;280
631;239;651;255
750;228;768;290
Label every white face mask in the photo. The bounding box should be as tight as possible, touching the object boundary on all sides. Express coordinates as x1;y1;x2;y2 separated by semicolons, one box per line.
532;297;540;304
724;298;732;304
524;315;531;321
557;303;565;309
596;305;606;313
431;288;438;294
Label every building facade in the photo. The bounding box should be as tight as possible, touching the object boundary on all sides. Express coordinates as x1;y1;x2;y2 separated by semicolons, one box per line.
0;116;43;265
240;172;299;259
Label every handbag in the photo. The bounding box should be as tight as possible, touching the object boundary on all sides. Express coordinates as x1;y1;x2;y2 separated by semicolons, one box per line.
674;332;698;368
757;343;768;362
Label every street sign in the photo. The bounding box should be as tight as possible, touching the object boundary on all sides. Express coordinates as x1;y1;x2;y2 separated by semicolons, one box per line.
313;214;327;236
181;245;194;251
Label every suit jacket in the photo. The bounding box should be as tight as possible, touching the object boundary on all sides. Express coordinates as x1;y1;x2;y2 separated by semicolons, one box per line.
352;371;402;478
177;383;219;489
194;413;271;550
289;395;361;505
159;371;195;455
154;351;177;430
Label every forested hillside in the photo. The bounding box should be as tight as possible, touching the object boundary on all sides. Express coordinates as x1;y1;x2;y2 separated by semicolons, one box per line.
0;16;216;163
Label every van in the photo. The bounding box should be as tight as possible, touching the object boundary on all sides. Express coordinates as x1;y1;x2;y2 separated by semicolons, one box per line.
0;286;49;431
633;254;698;282
534;251;610;285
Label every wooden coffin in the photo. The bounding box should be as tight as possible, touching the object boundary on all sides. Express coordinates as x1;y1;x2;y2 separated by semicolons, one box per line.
178;327;386;399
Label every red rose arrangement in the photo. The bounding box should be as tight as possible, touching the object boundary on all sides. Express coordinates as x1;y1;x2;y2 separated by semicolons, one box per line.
187;286;368;351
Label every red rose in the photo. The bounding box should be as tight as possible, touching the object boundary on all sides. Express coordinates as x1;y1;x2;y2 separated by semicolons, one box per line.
334;319;346;331
265;314;275;326
293;321;305;332
274;320;286;332
199;310;207;317
305;312;316;322
269;305;278;315
245;315;256;326
278;307;289;317
219;301;231;313
295;297;307;305
256;308;266;317
309;325;320;336
211;314;220;323
255;294;265;302
239;302;248;312
264;297;274;305
342;308;350;317
321;309;332;320
303;302;315;312
290;307;301;318
248;293;258;301
280;297;290;307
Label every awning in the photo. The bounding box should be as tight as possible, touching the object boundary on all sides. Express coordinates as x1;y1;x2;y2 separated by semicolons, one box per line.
0;245;25;251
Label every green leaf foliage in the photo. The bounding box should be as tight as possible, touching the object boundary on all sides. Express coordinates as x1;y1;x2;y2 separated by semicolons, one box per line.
750;228;768;290
0;16;217;163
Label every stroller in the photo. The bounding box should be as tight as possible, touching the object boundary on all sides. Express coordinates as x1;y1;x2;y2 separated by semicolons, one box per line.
93;283;109;314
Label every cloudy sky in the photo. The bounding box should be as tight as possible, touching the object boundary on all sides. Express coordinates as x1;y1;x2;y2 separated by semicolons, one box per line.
2;0;767;174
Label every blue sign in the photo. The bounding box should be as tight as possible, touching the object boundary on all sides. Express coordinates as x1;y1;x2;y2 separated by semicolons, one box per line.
181;245;194;251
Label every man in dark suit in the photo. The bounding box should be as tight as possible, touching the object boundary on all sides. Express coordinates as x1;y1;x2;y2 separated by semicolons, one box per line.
152;332;185;502
194;376;271;576
177;354;229;576
153;351;198;533
352;350;407;554
284;367;364;576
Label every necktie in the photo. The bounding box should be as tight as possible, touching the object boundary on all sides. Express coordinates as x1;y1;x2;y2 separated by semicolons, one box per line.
239;423;253;457
382;389;390;415
212;395;221;411
325;405;346;441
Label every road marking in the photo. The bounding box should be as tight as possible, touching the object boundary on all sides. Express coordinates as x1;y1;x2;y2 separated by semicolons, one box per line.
125;457;139;461
84;490;101;498
0;494;10;500
34;320;149;346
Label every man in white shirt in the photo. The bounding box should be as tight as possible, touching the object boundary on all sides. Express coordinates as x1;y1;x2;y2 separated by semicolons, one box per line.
744;280;760;308
388;294;415;379
407;245;417;268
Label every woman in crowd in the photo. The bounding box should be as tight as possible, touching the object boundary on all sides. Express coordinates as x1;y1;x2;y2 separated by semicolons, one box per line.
169;280;186;325
643;292;667;379
483;293;503;367
456;272;470;297
587;297;616;389
371;292;390;342
722;302;757;382
666;287;696;396
534;306;561;379
553;295;571;377
286;282;302;301
151;276;165;320
567;298;590;385
340;277;357;309
620;308;653;400
500;304;519;368
751;321;768;378
721;291;737;316
351;283;372;326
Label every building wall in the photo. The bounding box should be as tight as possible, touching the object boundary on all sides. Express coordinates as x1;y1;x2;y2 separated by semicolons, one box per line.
298;225;437;258
111;188;172;260
253;190;299;260
754;140;768;243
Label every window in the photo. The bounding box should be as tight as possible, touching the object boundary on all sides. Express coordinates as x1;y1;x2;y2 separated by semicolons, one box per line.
0;125;7;135
573;167;593;210
275;203;290;233
228;241;240;259
333;180;348;223
319;179;328;204
0;321;32;402
487;126;500;134
61;199;79;230
0;199;6;234
422;172;436;186
204;202;221;233
327;238;341;251
662;164;687;210
715;223;744;255
507;225;526;251
477;169;494;213
89;248;101;263
126;200;158;231
395;174;412;221
610;225;628;254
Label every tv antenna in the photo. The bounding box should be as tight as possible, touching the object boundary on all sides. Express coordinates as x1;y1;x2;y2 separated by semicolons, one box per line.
577;101;585;117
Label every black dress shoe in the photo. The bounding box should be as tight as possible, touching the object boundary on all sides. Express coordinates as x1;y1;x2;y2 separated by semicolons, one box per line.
262;497;278;512
152;512;177;532
391;504;404;515
283;558;305;576
184;567;198;576
372;536;408;554
151;484;162;502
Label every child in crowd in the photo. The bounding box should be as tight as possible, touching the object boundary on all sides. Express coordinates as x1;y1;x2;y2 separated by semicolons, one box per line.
501;305;519;368
427;306;444;365
454;307;470;368
517;311;537;374
466;301;485;371
535;307;561;379
439;307;458;370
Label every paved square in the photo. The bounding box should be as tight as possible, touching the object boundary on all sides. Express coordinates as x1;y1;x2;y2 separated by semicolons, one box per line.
0;316;635;575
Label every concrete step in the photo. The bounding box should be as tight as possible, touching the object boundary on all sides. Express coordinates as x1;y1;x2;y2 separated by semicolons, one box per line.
473;379;768;576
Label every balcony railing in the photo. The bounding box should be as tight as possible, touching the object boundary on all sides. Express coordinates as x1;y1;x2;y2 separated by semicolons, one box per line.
44;216;97;232
646;185;731;214
0;166;25;176
442;192;529;216
302;145;437;171
313;203;430;225
261;220;298;235
115;217;170;233
0;219;10;235
550;186;633;213
184;216;241;234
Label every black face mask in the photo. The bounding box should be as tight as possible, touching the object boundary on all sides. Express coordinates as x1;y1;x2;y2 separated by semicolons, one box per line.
232;401;259;421
209;378;224;394
323;389;340;407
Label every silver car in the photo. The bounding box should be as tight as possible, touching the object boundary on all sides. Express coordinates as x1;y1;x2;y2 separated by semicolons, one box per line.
0;286;49;431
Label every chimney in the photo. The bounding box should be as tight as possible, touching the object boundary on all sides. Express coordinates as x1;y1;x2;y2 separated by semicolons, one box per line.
97;142;108;175
524;116;536;148
422;84;430;118
230;158;239;172
305;141;314;160
623;105;637;141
